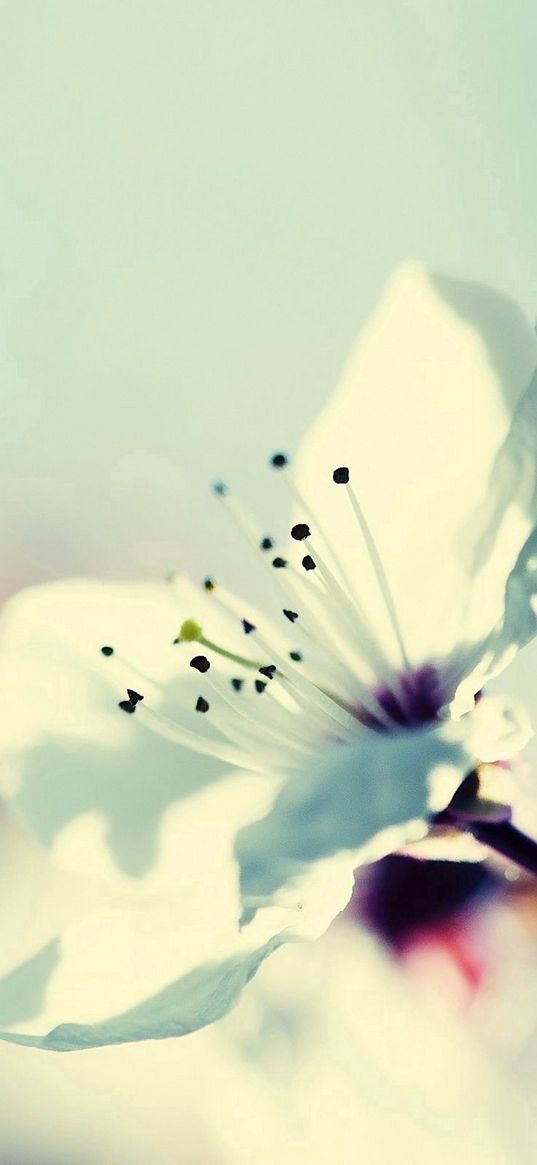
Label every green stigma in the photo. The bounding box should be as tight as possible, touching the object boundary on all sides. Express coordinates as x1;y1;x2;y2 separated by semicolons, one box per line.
175;618;203;643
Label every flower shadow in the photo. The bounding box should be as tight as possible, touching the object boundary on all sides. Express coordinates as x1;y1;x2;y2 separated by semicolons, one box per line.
12;670;226;879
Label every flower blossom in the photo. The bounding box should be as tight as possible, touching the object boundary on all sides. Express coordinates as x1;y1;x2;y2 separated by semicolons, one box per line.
2;262;537;1051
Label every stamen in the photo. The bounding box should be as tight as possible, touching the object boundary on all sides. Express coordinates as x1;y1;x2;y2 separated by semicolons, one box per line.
200;563;380;718
175;619;203;643
136;701;273;772
335;469;411;669
212;481;272;558
300;530;386;664
205;485;329;667
119;674;303;767
197;655;311;757
101;644;164;696
119;698;137;713
205;572;387;720
301;536;351;603
245;622;360;738
173;629;290;758
291;523;311;541
200;636;258;667
190;655;211;673
271;457;396;683
174;618;262;671
103;593;317;767
205;488;301;666
272;454;353;595
196;578;361;734
184;642;311;760
289;518;403;699
254;612;395;732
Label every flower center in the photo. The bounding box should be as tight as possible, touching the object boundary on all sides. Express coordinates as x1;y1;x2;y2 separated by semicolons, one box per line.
358;664;446;731
103;452;447;768
349;852;495;951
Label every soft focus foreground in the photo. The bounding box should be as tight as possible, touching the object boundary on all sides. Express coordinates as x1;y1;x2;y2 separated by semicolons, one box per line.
2;916;537;1164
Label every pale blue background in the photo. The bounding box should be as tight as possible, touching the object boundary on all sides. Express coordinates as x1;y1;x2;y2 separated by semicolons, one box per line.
1;1;536;601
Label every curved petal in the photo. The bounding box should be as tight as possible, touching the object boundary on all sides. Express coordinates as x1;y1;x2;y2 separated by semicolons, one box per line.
0;580;372;1050
453;527;537;710
236;721;472;920
0;939;286;1052
482;528;537;683
0;719;472;1052
0;773;289;1051
0;581;288;1049
487;638;537;842
293;263;537;687
0;803;102;977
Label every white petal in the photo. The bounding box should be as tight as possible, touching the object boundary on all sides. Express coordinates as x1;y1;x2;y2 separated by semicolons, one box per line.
0;803;101;977
475;528;537;690
236;723;471;923
488;639;537;841
295;263;537;688
0;719;470;1052
0;581;290;1049
463;693;533;763
407;694;534;861
0;773;289;1051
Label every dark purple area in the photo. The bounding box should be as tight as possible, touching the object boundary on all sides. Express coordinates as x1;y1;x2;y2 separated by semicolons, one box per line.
348;855;497;951
346;665;537;947
359;663;446;731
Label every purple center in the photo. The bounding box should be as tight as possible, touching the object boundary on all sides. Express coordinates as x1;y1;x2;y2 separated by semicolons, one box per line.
360;663;446;731
347;854;497;951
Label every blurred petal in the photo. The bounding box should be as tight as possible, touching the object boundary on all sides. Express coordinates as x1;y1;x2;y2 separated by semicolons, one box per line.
484;529;537;682
237;721;471;919
465;694;533;763
205;927;537;1165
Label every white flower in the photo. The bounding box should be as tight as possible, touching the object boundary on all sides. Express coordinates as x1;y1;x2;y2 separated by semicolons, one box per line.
1;262;537;1051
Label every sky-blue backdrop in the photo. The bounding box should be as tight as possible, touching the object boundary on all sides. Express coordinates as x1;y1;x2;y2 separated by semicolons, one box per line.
2;1;536;598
